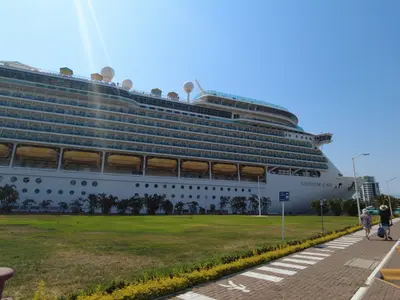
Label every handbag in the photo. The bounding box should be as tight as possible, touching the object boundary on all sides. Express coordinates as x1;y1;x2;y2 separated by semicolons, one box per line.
377;225;386;238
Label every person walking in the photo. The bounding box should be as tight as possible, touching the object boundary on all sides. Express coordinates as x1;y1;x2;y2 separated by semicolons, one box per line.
360;209;372;239
379;205;393;241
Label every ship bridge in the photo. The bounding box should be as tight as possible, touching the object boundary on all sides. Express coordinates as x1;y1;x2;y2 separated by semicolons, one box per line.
193;90;299;129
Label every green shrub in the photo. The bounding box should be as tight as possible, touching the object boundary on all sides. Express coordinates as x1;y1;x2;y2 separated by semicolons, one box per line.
328;198;343;216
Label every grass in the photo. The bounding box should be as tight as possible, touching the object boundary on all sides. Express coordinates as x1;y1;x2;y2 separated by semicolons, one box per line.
0;214;360;299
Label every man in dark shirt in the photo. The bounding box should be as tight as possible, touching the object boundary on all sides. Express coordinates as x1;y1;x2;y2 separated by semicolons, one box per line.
379;205;393;240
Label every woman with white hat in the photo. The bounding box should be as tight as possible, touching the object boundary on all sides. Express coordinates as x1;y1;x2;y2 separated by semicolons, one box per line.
379;205;393;240
361;209;371;239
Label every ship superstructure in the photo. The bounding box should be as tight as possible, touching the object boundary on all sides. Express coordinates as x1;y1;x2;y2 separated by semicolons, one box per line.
0;61;357;214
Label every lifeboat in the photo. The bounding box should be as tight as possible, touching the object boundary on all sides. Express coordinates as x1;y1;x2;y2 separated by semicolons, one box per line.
107;154;141;167
181;161;208;172
0;144;10;158
63;151;100;164
16;146;58;160
241;166;265;176
147;158;177;170
212;163;237;174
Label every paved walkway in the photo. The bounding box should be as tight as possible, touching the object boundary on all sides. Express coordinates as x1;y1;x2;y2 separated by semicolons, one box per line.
167;220;400;300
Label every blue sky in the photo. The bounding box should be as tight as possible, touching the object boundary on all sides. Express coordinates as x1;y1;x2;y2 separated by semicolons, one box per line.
1;0;399;195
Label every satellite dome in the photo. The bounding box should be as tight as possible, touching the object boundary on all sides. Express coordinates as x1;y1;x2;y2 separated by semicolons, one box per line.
183;81;194;93
122;79;133;90
100;66;115;83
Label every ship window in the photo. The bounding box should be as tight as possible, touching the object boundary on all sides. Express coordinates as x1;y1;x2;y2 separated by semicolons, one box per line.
154;184;158;188
70;190;74;195
197;195;200;199
172;185;175;189
171;194;175;198
197;186;200;190
136;183;140;187
92;181;98;187
145;184;149;188
81;191;86;196
11;176;17;183
47;189;52;194
163;184;167;188
220;196;224;200
189;195;192;199
70;180;76;185
135;193;139;197
220;187;223;191
212;196;216;199
248;189;251;192
34;189;40;194
144;193;148;197
205;187;208;190
22;188;27;193
189;186;192;190
235;188;238;192
23;177;30;183
58;190;63;194
212;187;216;191
228;188;231;191
181;185;184;189
36;178;42;184
241;188;245;192
81;181;87;186
181;194;184;198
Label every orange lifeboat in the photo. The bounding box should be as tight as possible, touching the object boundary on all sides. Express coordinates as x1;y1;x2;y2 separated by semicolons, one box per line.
241;166;265;176
181;161;208;172
107;154;141;167
16;146;58;160
0;144;10;158
63;150;100;164
147;158;177;170
212;163;237;174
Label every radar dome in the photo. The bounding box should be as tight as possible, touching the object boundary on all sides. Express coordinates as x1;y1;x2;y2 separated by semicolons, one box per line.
100;66;115;83
183;81;194;93
122;79;133;90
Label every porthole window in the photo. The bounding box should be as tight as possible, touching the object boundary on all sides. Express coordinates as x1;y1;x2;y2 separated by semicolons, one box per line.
220;196;224;200
181;194;184;198
248;189;251;192
81;181;87;186
220;187;223;191
81;191;86;196
235;188;238;192
134;193;139;197
34;189;40;194
11;176;17;183
171;194;175;198
181;185;184;189
92;181;98;187
70;190;74;195
189;186;192;190
47;189;52;194
189;195;192;199
172;185;175;189
197;195;200;199
23;177;30;183
70;180;76;186
241;188;245;192
205;187;208;190
212;196;216;199
228;188;231;191
35;178;42;184
197;186;200;190
212;187;216;191
163;184;167;188
145;184;149;188
22;188;27;193
136;183;140;187
144;193;148;197
154;184;158;188
58;190;63;194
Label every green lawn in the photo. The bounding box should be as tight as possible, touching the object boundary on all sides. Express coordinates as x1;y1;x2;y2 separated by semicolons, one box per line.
0;214;359;299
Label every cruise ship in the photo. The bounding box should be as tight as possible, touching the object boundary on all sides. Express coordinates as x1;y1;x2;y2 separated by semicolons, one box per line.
0;61;358;214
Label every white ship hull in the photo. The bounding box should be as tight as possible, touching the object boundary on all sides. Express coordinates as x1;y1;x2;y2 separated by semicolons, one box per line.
0;159;356;214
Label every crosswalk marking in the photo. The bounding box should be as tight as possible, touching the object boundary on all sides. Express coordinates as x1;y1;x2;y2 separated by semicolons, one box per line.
313;248;334;252
327;245;346;249
327;241;354;245
325;243;351;247
338;237;362;241
270;262;308;270
291;255;324;260
282;258;317;265
257;266;297;276
301;252;330;257
177;291;216;300
241;271;283;282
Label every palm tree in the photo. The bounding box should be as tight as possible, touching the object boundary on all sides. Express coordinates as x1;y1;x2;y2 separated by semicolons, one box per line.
130;196;144;215
261;197;271;215
58;202;69;213
39;200;53;212
186;201;199;214
87;193;99;214
175;201;185;215
209;204;216;215
99;194;118;215
230;196;247;214
117;198;131;215
21;198;36;212
161;199;174;215
0;184;19;213
219;196;230;214
248;194;259;214
144;194;165;215
70;197;84;214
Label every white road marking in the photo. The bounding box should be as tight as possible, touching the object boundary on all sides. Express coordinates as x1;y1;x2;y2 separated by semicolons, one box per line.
291;255;324;260
177;291;216;300
326;245;346;249
313;248;334;252
241;271;283;282
325;242;351;247
270;262;308;270
282;258;317;265
326;241;353;245
301;252;330;257
218;280;250;293
338;237;362;241
257;266;297;275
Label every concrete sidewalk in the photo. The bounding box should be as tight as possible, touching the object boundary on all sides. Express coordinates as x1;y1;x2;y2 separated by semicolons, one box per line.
167;220;400;300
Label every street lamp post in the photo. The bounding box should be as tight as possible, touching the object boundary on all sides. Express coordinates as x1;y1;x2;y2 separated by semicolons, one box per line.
386;177;396;217
257;176;261;216
352;153;370;224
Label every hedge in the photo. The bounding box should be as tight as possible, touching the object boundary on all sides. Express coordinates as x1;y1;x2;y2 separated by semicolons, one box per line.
74;221;376;300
